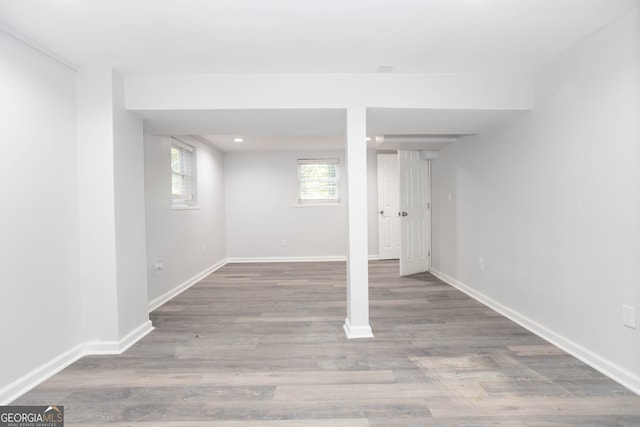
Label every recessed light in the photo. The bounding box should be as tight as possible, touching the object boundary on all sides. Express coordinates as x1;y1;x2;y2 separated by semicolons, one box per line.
233;138;244;143
366;137;371;141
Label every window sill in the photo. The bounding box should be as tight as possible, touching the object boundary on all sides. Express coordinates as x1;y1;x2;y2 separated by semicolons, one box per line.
294;203;343;208
171;205;201;210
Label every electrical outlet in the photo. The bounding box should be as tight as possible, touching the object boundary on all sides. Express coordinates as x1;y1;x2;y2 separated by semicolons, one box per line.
281;240;287;247
477;257;485;271
622;305;636;329
154;260;163;276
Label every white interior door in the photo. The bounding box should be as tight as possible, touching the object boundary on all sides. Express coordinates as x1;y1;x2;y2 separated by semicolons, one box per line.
399;150;431;276
377;153;400;260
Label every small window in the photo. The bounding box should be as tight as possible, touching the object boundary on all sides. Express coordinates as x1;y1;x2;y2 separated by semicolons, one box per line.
171;139;197;207
297;158;340;204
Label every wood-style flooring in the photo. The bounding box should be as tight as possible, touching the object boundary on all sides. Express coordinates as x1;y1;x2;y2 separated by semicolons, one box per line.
13;261;640;426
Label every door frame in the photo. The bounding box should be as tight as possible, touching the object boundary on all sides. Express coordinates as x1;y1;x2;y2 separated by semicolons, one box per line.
375;150;431;274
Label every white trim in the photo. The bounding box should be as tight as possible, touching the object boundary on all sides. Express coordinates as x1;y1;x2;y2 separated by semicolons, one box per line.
170;205;201;210
118;321;154;352
83;340;121;355
294;203;343;208
0;21;79;71
297;158;340;165
0;320;154;405
170;137;194;152
0;344;85;405
227;256;346;264
343;318;374;339
84;320;154;355
430;268;640;396
227;255;381;263
148;259;227;312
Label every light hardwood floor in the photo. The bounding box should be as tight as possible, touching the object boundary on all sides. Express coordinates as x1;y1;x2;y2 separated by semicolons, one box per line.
14;261;640;426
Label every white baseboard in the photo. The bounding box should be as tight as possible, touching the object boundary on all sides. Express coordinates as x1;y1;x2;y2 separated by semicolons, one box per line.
84;320;154;355
343;318;374;339
227;255;381;263
431;268;640;395
0;344;86;405
227;256;347;263
118;320;154;353
148;259;227;312
0;320;155;405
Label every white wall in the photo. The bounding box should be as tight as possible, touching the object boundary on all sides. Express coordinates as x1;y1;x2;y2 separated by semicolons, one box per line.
0;37;153;403
432;10;640;391
147;142;379;268
145;135;227;308
0;31;83;399
225;150;348;260
224;147;379;260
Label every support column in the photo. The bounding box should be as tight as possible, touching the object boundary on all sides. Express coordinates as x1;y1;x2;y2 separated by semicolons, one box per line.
76;67;120;345
343;106;374;339
77;66;152;351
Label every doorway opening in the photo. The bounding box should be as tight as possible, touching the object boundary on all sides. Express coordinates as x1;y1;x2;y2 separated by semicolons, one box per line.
376;150;431;276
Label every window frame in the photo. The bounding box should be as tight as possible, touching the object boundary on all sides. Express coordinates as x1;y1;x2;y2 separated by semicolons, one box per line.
170;138;198;209
297;158;341;206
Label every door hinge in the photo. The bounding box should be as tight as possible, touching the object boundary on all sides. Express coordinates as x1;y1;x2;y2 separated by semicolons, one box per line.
427;202;430;209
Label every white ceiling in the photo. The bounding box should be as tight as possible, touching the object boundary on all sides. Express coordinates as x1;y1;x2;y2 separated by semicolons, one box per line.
200;135;345;152
139;109;346;136
2;0;637;151
141;109;347;151
367;108;527;136
1;0;637;74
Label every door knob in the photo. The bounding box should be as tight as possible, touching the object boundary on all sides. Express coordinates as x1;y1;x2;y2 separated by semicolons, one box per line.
401;211;408;217
379;210;384;215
